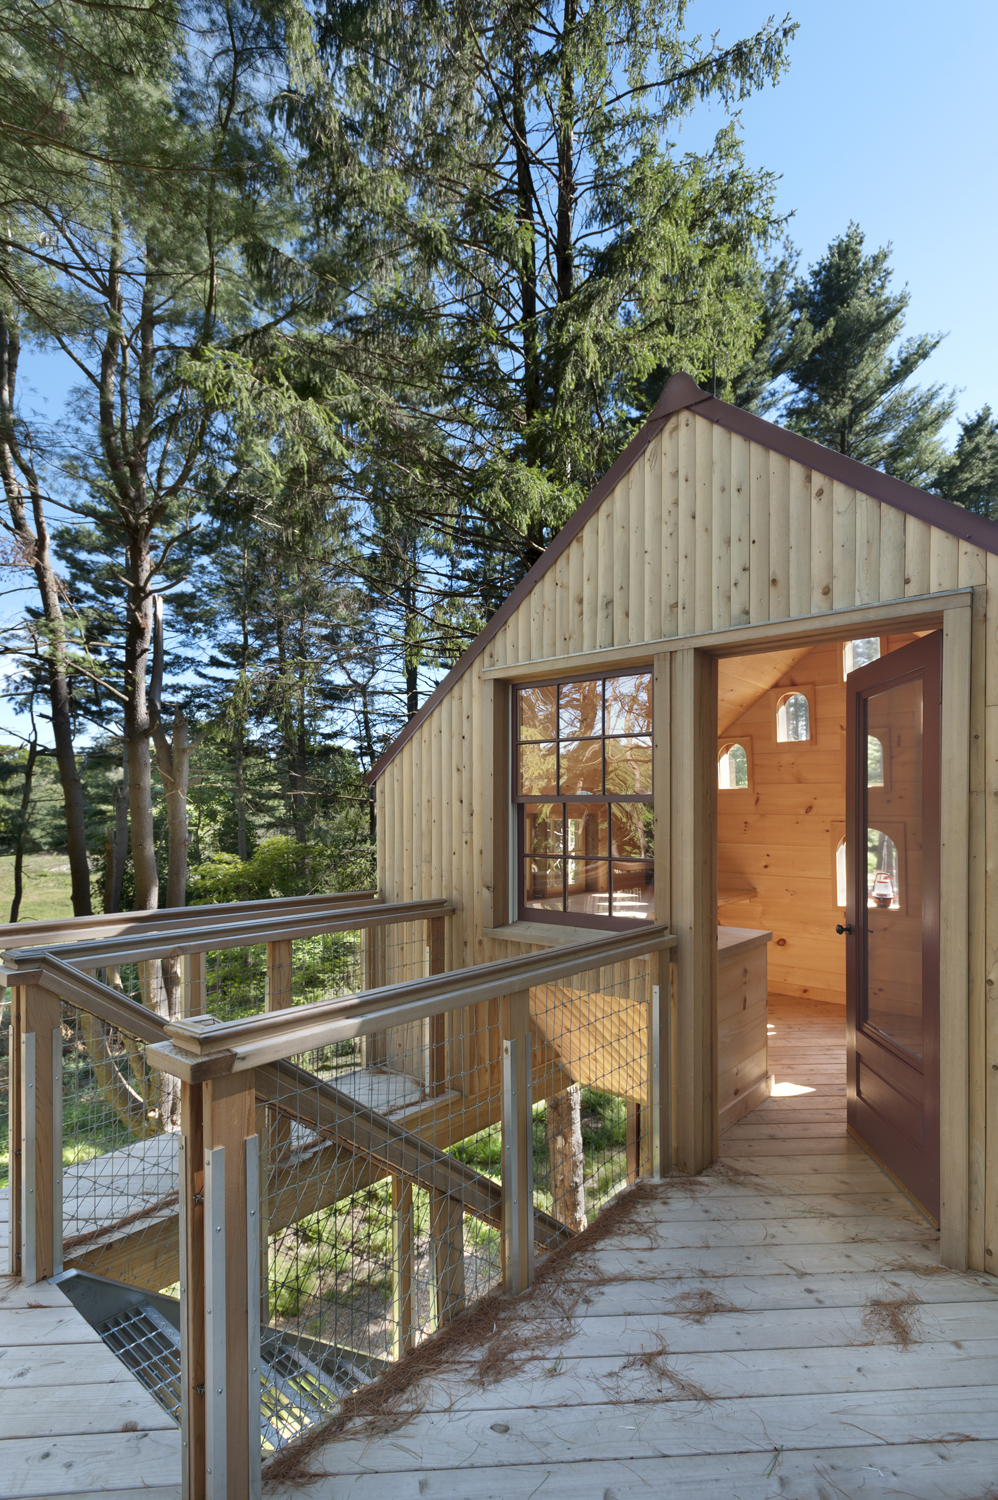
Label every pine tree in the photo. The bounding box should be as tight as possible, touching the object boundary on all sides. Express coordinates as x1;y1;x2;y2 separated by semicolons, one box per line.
291;0;797;661
778;224;954;485
936;408;998;519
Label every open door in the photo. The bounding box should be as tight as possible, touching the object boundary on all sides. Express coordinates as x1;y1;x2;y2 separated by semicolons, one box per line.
844;633;941;1221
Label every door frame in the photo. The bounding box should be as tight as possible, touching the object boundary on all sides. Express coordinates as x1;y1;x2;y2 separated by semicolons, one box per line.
675;600;971;1266
493;592;973;1263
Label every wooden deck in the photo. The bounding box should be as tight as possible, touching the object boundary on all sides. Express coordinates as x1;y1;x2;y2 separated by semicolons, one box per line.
288;997;998;1499
4;995;998;1497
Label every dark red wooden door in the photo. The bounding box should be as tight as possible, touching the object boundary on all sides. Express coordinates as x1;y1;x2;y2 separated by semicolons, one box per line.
845;632;941;1221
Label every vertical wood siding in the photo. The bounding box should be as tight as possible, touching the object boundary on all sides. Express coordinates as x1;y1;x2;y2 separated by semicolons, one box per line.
378;410;993;1272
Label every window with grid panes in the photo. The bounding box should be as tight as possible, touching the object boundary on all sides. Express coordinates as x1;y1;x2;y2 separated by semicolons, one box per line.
515;671;654;927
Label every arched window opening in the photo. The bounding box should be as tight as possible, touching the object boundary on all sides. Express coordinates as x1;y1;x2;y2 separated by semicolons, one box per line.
776;692;810;743
867;734;884;786
718;743;749;789
835;836;847;907
843;637;881;676
867;828;899;910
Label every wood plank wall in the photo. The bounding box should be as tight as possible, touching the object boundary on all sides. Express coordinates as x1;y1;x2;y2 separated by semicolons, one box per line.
716;640;848;1005
377;408;994;1273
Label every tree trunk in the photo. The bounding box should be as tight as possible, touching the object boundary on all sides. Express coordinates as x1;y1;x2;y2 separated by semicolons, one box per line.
234;735;248;859
547;1084;587;1230
9;738;38;922
0;311;92;915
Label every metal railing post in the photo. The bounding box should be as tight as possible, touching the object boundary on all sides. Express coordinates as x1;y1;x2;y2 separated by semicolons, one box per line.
500;989;534;1295
185;1070;258;1500
649;948;673;1178
17;984;62;1283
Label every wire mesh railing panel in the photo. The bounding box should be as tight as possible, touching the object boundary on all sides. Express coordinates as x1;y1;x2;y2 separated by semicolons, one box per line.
59;1001;178;1289
0;991;9;1198
255;998;504;1448
529;955;650;1238
180;919;429;1026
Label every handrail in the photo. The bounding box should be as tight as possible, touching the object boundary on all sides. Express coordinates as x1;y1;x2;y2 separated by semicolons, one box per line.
1;922;676;1076
3;897;454;969
156;925;677;1074
0;888;379;949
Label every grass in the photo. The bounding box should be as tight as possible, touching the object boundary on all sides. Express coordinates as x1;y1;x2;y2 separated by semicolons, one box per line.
0;852;74;923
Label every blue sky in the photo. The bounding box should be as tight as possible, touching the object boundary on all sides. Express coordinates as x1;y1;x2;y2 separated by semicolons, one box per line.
679;0;997;435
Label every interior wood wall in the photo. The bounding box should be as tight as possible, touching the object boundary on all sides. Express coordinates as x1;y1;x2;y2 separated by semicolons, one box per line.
716;640;847;1004
376;407;994;1275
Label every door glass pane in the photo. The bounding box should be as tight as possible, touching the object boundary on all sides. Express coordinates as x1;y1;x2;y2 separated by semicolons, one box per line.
864;677;922;1057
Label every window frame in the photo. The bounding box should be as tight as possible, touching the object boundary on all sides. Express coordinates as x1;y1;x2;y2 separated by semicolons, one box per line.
771;684;817;746
717;736;753;793
514;668;654;931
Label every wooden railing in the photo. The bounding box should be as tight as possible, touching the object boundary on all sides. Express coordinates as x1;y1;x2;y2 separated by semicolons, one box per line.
2;911;676;1500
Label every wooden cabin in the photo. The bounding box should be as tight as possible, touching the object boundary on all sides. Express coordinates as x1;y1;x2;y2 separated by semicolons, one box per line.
369;371;998;1273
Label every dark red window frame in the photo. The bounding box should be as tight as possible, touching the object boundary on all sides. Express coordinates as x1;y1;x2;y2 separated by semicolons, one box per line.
514;670;654;930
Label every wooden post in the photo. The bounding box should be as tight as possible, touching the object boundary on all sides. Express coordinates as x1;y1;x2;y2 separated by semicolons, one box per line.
500;989;533;1295
670;649;717;1175
18;984;62;1284
183;952;207;1017
392;1176;416;1358
363;925;389;1067
265;939;294;1012
429;1190;465;1328
940;606;972;1269
427;916;447;1095
202;1071;259;1500
265;941;293;1163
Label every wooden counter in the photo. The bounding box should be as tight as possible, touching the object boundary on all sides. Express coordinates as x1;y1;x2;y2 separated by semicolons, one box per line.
717;925;774;1129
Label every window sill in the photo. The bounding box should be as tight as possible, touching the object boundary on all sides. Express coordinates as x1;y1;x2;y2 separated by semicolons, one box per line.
482;921;618;949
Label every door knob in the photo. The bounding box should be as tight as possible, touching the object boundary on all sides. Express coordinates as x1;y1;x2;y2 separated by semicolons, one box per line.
835;924;852;935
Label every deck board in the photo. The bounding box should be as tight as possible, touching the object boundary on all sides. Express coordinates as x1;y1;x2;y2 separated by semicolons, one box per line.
284;995;998;1499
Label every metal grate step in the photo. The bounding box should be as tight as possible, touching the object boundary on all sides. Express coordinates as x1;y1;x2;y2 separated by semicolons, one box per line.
54;1269;378;1451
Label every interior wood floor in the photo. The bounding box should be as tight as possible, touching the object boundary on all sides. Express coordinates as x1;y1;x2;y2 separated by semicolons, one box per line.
287;996;998;1500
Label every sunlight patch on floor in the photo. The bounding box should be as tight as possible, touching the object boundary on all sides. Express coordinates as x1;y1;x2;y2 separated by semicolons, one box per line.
770;1080;816;1096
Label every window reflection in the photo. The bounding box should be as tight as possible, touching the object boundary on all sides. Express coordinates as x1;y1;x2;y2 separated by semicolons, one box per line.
516;671;654;925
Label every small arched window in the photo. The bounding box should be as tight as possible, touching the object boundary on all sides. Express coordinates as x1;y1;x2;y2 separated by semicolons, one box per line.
776;692;810;743
843;637;881;676
835;836;847;907
718;742;749;789
867;734;884;786
867;828;899;910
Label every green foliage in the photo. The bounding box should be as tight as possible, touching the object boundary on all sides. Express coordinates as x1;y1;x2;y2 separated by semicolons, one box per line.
188;836;336;903
773;224;955;484
936;407;998;519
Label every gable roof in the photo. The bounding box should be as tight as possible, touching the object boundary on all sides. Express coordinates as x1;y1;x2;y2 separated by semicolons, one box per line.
369;372;998;782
